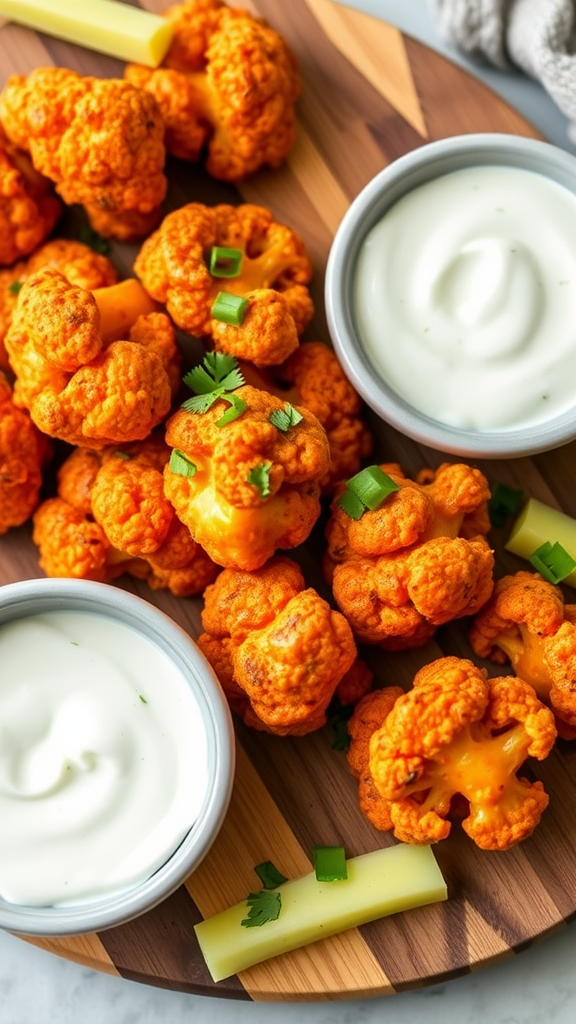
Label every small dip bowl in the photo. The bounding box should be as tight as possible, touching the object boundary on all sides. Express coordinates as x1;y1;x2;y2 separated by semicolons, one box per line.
0;578;235;937
326;133;576;459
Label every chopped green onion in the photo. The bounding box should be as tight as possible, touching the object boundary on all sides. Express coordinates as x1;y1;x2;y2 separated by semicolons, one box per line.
529;541;576;585
169;449;197;478
346;466;400;511
247;461;273;499
254;861;288;890
216;393;247;427
139;694;148;704
240;890;282;928
209;246;243;279
313;846;348;883
114;450;131;460
337;488;366;521
77;224;110;254
327;699;353;751
8;280;23;295
488;483;524;528
269;403;304;432
211;291;248;326
337;466;400;520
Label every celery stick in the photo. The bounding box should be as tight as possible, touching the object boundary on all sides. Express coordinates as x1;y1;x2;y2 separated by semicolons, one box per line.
194;843;447;982
506;498;576;588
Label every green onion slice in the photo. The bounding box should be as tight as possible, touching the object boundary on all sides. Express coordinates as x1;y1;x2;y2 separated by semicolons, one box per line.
240;890;282;928
313;845;348;883
209;246;243;279
216;393;247;427
169;449;197;478
529;541;576;585
488;483;524;528
8;280;23;295
254;861;288;890
211;292;248;326
346;466;400;510
337;488;365;520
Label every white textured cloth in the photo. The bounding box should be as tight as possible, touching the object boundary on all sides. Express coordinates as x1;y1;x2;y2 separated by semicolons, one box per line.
430;0;576;141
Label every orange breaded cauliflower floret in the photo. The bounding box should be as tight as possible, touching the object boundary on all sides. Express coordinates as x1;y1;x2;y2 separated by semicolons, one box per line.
0;237;118;370
164;379;330;570
348;656;556;850
325;461;494;650
0;127;61;267
5;268;179;448
32;438;218;597
0;370;50;534
134;202;313;366
0;68;166;240
470;570;576;739
197;556;358;735
242;341;373;493
125;0;299;181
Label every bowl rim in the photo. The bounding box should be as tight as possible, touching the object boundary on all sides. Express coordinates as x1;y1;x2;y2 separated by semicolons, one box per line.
0;577;235;937
326;132;576;458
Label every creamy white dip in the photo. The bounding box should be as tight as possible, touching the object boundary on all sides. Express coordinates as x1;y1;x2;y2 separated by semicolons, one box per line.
0;610;208;907
354;165;576;431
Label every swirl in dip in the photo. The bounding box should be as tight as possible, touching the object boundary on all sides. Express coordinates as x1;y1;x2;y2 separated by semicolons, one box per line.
0;609;209;907
353;164;576;432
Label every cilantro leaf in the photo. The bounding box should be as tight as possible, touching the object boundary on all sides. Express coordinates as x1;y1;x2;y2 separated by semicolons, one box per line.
8;280;23;295
181;352;245;416
247;461;273;499
241;890;282;928
181;392;222;414
269;403;303;432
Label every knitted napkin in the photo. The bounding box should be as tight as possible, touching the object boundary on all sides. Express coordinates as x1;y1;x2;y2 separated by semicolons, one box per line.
430;0;576;140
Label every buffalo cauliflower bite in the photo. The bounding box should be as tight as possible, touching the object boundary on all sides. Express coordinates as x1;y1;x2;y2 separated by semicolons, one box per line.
0;370;50;534
32;439;218;596
0;238;118;370
197;556;358;735
134;202;313;365
0;68;166;240
164;383;330;570
348;656;556;850
0;127;61;267
125;0;299;181
470;570;576;738
5;268;179;448
325;461;494;650
241;341;373;494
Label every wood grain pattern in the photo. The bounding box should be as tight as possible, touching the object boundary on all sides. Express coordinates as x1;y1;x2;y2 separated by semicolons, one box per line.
2;0;574;1002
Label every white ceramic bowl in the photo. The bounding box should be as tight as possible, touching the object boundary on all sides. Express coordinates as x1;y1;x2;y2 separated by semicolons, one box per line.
0;578;235;937
326;133;576;459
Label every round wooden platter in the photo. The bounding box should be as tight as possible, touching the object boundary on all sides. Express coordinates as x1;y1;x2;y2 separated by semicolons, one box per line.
2;0;576;1004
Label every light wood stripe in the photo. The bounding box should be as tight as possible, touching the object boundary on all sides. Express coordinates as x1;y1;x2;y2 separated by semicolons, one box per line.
185;743;394;1000
304;0;428;138
22;932;120;975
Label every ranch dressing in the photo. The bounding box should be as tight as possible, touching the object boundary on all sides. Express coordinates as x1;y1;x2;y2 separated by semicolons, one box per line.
354;164;576;431
0;610;208;907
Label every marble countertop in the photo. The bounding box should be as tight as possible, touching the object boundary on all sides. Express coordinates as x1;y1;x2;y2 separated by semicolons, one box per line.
3;1;576;1022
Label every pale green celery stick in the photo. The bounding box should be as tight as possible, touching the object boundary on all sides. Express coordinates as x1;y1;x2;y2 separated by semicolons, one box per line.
194;843;447;982
506;497;576;588
0;0;173;66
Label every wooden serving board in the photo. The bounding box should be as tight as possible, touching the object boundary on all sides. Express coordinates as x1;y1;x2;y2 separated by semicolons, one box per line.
2;0;575;1003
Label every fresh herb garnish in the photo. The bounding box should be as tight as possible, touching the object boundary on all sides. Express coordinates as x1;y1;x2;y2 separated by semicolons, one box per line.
254;861;288;889
181;352;245;417
114;450;131;460
209;246;243;279
529;540;576;584
240;890;282;928
215;393;247;427
139;694;148;704
8;280;23;295
269;403;303;433
337;466;400;520
169;449;197;478
211;291;248;326
77;224;110;254
247;461;273;499
313;845;348;882
488;483;524;528
327;699;353;751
